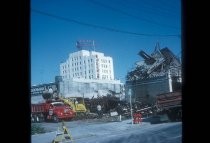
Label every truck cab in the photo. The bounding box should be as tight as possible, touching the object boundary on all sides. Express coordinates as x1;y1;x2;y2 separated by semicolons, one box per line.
47;101;76;122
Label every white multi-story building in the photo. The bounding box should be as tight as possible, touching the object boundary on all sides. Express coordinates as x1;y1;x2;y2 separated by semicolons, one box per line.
60;50;114;81
59;49;124;99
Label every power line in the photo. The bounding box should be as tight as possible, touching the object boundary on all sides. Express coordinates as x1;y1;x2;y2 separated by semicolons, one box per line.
31;8;180;38
116;0;179;19
87;0;180;29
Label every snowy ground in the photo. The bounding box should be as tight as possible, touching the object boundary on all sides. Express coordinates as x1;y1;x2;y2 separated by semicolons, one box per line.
32;118;182;143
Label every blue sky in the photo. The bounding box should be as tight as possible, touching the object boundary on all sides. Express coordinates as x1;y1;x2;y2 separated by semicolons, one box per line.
31;0;181;85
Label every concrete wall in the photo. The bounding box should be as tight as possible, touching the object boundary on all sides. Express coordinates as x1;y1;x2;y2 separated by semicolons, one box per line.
59;79;123;99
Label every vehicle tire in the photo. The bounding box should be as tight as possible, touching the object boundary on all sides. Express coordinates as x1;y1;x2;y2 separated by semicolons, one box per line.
39;114;44;122
36;116;40;122
51;140;60;143
31;116;35;123
33;115;38;123
53;115;59;123
39;116;44;122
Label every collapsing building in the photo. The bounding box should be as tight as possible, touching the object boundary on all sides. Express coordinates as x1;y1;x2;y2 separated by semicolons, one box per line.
125;43;182;104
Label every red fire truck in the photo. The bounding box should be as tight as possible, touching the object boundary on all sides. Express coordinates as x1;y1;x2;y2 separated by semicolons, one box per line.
31;100;76;122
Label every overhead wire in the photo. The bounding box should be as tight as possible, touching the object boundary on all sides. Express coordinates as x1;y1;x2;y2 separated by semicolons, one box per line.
87;0;180;29
118;0;178;19
111;0;180;33
137;0;180;17
31;8;180;38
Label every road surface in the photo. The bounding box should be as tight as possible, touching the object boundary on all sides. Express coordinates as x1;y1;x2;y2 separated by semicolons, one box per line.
32;118;182;143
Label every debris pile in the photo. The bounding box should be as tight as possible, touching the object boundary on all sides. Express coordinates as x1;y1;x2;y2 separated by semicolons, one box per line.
126;43;181;81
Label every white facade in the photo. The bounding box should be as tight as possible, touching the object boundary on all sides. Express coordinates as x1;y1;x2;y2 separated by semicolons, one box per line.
60;50;114;81
59;50;123;98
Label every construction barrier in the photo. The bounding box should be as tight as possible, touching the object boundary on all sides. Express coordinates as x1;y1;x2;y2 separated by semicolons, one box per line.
52;122;74;143
133;113;142;124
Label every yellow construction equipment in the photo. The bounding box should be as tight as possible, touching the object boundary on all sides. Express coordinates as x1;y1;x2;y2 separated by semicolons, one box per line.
59;96;87;119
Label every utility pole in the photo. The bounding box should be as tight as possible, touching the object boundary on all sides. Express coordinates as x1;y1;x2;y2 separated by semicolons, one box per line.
168;69;173;92
82;93;85;105
128;89;133;125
